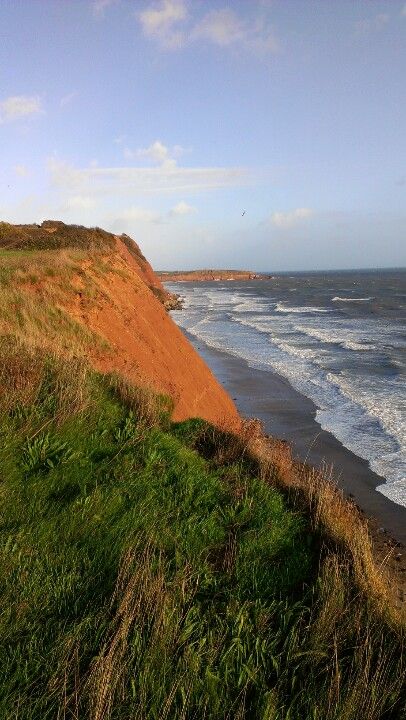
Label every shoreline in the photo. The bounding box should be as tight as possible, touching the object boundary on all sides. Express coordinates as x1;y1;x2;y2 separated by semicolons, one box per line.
182;328;406;551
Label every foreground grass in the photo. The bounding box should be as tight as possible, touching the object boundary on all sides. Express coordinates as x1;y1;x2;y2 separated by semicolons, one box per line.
0;342;404;719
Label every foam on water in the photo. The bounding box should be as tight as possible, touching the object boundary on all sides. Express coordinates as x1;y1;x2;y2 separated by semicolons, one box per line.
332;296;374;302
293;323;377;351
165;278;406;507
275;302;331;314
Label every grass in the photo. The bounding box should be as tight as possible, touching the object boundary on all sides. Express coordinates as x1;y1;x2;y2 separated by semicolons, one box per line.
0;221;115;252
0;246;114;360
0;342;404;720
0;222;172;313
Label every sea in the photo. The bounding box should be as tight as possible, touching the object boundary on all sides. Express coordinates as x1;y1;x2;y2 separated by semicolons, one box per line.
165;269;406;509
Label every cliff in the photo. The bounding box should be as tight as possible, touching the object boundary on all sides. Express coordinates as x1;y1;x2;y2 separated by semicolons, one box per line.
0;220;239;429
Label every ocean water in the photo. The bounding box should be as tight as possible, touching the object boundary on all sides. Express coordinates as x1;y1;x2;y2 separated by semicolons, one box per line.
165;269;406;508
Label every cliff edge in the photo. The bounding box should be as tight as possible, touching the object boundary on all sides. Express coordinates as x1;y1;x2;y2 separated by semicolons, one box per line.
0;220;240;429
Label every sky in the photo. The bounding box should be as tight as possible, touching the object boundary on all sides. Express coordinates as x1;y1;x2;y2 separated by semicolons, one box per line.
0;0;405;271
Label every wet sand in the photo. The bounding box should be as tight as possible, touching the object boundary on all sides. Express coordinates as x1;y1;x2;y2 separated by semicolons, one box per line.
184;330;406;547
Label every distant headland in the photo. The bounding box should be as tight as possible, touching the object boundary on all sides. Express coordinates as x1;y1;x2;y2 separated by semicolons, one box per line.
157;269;270;282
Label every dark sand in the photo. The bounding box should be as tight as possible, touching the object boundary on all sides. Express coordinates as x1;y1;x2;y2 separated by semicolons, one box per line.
184;330;406;547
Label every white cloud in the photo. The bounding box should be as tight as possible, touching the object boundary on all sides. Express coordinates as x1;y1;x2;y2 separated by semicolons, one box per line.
138;0;187;49
110;202;196;231
193;9;244;47
270;208;314;229
140;139;172;165
354;13;389;35
123;140;186;169
47;157;251;197
193;8;279;54
137;1;279;55
64;196;97;210
138;140;177;168
60;92;77;108
116;206;164;224
0;95;43;124
14;164;29;177
170;200;197;216
92;0;118;17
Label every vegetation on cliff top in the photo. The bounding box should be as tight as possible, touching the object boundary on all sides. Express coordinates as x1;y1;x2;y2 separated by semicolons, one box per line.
0;220;156;296
0;220;115;252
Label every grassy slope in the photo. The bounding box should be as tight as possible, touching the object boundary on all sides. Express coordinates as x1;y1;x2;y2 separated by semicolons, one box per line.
0;343;404;720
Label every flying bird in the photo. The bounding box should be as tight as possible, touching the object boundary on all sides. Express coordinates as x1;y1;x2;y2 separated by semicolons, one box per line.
242;210;246;216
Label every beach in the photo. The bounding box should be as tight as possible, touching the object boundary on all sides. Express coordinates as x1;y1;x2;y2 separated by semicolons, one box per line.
184;328;406;552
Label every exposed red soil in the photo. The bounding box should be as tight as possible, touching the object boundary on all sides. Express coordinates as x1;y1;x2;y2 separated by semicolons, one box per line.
64;238;241;430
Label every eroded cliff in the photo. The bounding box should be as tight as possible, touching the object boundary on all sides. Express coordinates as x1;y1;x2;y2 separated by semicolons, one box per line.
0;221;240;429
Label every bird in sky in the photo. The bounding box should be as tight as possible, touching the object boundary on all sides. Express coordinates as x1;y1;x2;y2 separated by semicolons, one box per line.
242;210;246;216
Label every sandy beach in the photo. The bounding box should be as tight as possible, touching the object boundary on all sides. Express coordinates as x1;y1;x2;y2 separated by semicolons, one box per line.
184;329;406;548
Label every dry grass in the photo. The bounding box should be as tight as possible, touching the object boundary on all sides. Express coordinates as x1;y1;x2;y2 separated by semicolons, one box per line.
107;372;174;429
87;544;167;720
182;416;405;624
249;430;405;625
0;247;112;361
0;337;91;427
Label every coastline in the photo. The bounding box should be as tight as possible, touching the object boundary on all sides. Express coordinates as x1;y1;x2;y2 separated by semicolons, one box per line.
182;328;406;551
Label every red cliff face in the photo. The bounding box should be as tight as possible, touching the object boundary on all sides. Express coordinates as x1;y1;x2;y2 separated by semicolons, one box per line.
75;236;241;429
0;222;241;431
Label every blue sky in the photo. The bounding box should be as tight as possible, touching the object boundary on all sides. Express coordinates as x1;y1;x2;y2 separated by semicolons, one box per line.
1;0;405;271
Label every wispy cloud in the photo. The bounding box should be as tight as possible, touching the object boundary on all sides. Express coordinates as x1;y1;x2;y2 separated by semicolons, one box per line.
92;0;118;18
0;95;43;124
114;206;164;224
63;195;97;210
193;8;279;54
138;0;187;49
109;201;196;228
60;91;77;108
13;164;29;177
169;200;197;216
270;207;314;229
137;1;279;55
47;156;252;197
354;13;389;35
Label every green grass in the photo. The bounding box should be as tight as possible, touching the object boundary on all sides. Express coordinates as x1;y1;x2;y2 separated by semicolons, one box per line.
0;346;404;719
